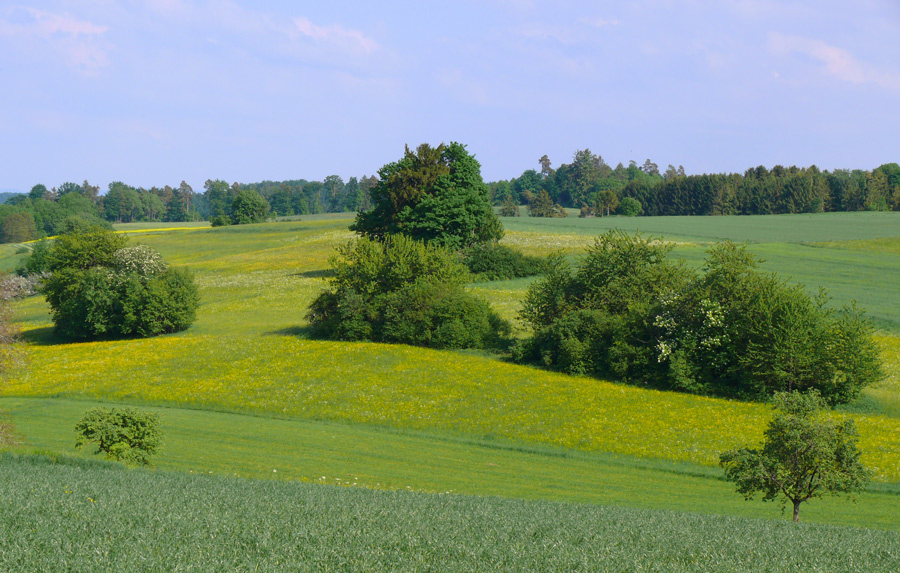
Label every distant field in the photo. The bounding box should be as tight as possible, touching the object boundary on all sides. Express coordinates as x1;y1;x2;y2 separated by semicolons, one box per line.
2;212;899;532
502;211;900;244
4;454;898;571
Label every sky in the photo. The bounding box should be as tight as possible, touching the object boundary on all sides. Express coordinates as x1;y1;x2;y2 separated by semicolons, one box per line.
1;0;899;193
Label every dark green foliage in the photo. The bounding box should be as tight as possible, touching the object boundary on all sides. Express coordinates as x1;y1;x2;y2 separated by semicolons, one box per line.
1;212;37;243
307;235;509;349
720;391;871;522
352;142;503;250
515;232;881;404
75;407;162;466
17;238;51;275
618;197;643;216
2;453;899;571
210;215;231;227
230;190;270;224
41;229;199;340
460;243;546;281
45;226;127;272
528;189;567;217
498;194;520;217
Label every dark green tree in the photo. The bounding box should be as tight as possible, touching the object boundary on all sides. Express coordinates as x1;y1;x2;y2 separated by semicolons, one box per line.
1;212;38;243
352;142;502;250
230;190;270;224
720;391;870;523
499;194;520;217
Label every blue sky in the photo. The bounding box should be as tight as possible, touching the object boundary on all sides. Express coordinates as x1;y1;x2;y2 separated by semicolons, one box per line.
1;0;898;193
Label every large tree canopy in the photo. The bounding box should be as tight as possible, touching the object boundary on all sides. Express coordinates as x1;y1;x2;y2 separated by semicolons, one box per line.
351;142;502;250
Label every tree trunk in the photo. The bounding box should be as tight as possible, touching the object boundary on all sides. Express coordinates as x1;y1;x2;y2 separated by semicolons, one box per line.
793;500;801;523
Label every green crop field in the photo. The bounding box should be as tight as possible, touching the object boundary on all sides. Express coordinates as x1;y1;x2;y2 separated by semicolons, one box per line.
2;453;899;572
2;212;900;568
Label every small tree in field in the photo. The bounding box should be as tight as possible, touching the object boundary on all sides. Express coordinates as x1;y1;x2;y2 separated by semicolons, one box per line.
75;407;162;466
719;391;870;522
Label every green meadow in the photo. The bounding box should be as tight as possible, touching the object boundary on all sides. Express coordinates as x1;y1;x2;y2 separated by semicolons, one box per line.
2;212;900;566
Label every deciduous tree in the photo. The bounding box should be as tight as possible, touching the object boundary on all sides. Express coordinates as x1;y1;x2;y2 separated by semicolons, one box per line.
720;391;870;522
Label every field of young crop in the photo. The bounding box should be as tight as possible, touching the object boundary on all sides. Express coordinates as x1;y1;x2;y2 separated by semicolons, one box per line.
2;453;898;571
1;211;899;542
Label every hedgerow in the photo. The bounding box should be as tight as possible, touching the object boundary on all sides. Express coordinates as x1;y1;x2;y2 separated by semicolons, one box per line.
514;231;881;404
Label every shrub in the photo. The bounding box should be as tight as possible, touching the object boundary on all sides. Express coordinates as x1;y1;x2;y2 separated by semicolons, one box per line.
460;243;547;281
307;236;509;349
75;407;162;466
515;232;880;404
618;197;643;216
41;228;199;340
210;215;231;227
499;195;520;217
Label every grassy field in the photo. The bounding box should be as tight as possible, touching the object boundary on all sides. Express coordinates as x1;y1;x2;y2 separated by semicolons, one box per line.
2;453;899;571
4;396;899;531
1;211;899;554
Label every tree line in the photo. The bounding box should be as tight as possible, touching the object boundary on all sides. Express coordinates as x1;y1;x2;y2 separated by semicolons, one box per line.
0;175;379;243
490;150;900;217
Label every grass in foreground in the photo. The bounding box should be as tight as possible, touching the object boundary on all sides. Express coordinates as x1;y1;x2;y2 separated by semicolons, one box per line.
1;453;898;572
4;397;899;531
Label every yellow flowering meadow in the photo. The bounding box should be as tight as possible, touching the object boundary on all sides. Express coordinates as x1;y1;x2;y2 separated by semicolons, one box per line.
3;217;899;482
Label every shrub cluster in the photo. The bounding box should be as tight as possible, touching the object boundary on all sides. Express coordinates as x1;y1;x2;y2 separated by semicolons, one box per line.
514;231;880;404
41;228;200;340
460;243;547;281
307;236;509;349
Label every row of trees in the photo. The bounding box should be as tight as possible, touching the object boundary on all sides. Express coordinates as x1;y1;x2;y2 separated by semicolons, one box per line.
0;175;381;243
492;150;900;216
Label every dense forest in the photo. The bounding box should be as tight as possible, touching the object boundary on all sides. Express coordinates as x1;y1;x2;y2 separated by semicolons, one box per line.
493;151;900;217
1;151;898;242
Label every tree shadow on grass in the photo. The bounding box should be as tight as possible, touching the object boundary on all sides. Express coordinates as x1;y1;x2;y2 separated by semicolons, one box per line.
21;327;71;346
265;325;314;339
295;269;335;279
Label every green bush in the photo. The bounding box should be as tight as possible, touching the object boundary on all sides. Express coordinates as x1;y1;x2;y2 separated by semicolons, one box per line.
75;407;162;466
460;243;546;281
41;228;199;340
515;231;881;404
210;215;231;227
618;197;643;216
307;236;509;349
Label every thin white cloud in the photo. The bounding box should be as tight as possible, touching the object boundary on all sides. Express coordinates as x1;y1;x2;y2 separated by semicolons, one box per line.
578;17;620;29
0;8;110;72
769;32;900;91
293;16;378;55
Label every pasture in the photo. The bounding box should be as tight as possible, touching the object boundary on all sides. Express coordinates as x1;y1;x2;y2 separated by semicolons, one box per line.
1;211;899;566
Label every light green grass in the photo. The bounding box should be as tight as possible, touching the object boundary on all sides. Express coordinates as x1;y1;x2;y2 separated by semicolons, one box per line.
502;211;900;244
4;397;899;531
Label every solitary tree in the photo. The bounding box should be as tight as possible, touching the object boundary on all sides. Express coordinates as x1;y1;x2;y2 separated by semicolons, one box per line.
351;142;502;250
719;390;870;522
75;407;162;466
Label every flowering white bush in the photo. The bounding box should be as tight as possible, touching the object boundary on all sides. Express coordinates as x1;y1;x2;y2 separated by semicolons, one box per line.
112;245;168;277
